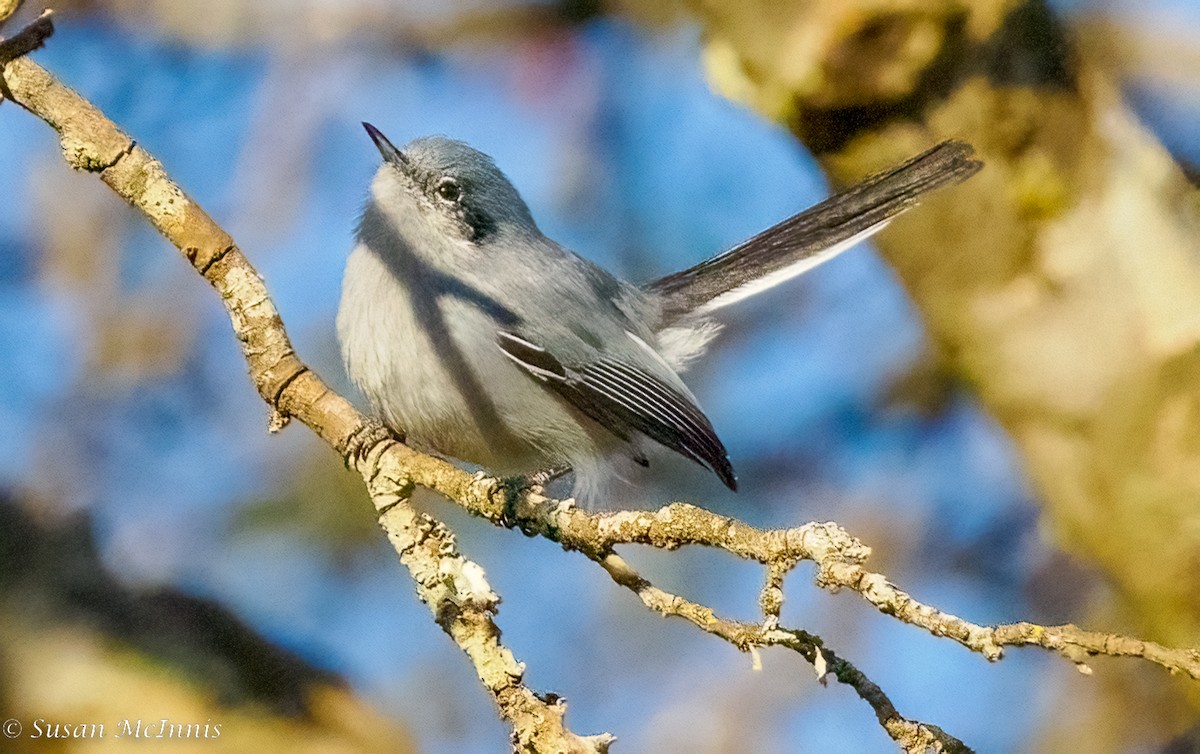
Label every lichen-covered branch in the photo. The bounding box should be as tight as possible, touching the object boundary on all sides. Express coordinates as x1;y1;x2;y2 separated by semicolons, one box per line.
407;473;1200;680
0;35;610;754
597;551;972;753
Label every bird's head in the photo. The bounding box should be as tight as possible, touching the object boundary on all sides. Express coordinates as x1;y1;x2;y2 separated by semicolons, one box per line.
361;122;538;248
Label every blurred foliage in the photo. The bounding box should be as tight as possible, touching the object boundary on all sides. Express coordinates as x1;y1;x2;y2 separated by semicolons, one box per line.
0;488;414;753
231;439;381;570
42;0;685;49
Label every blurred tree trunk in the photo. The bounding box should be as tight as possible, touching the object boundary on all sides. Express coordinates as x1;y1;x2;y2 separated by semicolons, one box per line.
694;0;1200;648
0;494;414;754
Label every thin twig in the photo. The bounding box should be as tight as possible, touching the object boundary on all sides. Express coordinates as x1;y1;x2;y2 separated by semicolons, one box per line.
597;551;972;753
405;482;1200;681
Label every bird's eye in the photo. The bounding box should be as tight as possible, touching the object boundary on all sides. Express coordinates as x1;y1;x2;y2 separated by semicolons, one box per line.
435;178;462;203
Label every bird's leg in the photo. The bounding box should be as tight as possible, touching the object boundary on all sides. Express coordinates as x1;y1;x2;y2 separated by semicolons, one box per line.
340;417;402;469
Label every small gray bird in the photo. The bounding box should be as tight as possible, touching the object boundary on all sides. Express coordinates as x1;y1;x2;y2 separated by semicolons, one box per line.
338;124;980;501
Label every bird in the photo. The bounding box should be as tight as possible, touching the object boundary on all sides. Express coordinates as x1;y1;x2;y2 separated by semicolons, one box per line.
337;123;981;502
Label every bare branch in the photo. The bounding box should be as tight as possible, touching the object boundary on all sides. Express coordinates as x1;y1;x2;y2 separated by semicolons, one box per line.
419;484;1200;680
992;622;1200;678
597;551;972;753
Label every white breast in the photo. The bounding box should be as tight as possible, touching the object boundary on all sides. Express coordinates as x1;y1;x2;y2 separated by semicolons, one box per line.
336;243;614;481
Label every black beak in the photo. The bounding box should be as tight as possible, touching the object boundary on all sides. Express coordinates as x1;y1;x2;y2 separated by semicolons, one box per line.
362;122;408;168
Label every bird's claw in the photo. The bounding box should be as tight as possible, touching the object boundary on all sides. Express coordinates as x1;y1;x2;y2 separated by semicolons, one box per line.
525;465;571;493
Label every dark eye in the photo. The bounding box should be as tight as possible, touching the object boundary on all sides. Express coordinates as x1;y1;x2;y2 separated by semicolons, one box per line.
435;178;462;203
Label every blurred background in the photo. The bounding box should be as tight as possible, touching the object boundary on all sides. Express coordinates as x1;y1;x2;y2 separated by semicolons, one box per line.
2;0;1199;751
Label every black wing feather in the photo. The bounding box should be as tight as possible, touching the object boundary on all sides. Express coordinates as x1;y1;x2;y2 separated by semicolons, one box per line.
496;331;737;490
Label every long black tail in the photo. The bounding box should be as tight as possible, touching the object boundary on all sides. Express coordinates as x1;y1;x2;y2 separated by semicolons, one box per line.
646;140;982;323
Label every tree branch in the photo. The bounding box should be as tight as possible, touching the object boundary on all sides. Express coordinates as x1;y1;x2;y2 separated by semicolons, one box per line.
4;21;1198;753
596;551;972;753
405;479;1200;680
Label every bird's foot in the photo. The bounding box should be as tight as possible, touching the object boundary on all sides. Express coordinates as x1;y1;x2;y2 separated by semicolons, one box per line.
341;418;402;470
497;466;573;528
525;465;572;494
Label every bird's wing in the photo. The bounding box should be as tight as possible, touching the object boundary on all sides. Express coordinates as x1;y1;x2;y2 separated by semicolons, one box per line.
496;331;736;490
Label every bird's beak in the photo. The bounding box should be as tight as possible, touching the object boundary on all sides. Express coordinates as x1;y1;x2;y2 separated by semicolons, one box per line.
362;122;408;168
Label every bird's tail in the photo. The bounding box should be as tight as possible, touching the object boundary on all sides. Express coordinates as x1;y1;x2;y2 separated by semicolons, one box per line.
646;140;982;322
